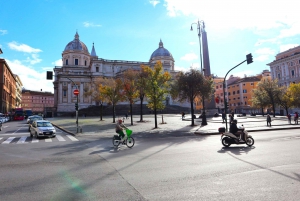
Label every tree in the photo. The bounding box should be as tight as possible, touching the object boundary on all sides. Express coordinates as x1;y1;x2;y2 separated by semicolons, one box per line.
83;78;107;121
100;78;124;123
142;61;171;128
251;88;270;116
136;66;149;122
256;79;281;117
288;83;300;107
170;68;214;126
276;86;293;116
122;69;139;125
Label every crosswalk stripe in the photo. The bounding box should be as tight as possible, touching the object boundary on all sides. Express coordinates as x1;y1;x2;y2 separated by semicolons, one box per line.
0;137;2;141
31;138;39;143
3;137;15;144
45;138;52;142
66;135;79;141
56;135;66;141
17;136;28;144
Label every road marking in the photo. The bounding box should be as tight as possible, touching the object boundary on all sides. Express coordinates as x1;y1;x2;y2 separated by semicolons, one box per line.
17;136;27;144
0;137;2;141
45;138;52;142
66;135;78;141
56;135;66;141
31;138;39;143
2;137;15;144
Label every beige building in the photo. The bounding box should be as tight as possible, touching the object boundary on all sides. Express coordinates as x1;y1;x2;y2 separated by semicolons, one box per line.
14;74;23;108
53;32;181;115
267;45;300;86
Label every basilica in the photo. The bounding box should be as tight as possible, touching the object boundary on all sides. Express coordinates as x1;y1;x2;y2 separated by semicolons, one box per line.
53;32;183;114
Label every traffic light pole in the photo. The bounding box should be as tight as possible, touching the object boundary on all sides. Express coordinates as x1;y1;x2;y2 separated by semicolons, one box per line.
223;59;247;132
65;77;79;133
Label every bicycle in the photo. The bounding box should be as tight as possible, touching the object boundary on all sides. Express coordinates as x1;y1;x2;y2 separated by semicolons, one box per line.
112;129;135;148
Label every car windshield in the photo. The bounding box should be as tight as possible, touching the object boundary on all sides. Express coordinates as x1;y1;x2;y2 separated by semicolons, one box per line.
37;122;52;127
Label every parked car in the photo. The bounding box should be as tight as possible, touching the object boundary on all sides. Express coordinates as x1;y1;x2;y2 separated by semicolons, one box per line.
28;116;43;131
29;120;56;138
0;121;2;131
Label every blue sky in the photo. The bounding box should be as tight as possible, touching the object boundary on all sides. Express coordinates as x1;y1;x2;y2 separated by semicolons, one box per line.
0;0;299;93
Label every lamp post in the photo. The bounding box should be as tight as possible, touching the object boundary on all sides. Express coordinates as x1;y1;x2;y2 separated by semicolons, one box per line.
191;19;207;125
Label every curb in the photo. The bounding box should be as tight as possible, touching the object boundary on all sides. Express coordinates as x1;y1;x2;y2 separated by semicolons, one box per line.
52;123;76;136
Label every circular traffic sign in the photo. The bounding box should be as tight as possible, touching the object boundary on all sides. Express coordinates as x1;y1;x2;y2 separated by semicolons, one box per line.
73;89;79;96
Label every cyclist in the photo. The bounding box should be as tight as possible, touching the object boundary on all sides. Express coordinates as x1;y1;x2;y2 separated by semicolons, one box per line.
115;119;128;141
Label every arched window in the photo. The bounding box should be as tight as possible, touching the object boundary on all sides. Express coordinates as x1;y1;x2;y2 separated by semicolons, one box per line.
66;59;68;65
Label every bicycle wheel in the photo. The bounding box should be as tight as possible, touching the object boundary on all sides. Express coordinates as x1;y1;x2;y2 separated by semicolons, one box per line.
126;137;135;148
112;135;121;146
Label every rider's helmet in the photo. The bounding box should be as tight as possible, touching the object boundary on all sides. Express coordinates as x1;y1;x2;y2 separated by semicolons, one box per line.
118;119;123;123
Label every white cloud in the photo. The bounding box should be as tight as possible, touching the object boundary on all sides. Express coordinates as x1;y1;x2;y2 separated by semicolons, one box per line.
189;41;196;45
25;54;42;65
83;21;102;27
279;44;299;52
8;42;42;53
0;30;8;35
163;0;300;31
52;59;62;66
6;59;53;92
149;0;160;7
180;52;198;61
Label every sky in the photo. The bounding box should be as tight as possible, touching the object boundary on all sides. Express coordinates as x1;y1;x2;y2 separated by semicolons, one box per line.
1;0;299;93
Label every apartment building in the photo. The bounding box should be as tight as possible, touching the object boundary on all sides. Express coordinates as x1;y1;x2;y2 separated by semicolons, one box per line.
0;59;17;114
22;89;55;117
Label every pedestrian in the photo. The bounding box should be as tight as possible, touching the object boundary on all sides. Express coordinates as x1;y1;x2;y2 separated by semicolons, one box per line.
287;113;291;124
125;113;128;119
229;114;233;124
181;112;185;120
294;112;298;125
267;114;271;126
222;112;226;123
231;112;234;118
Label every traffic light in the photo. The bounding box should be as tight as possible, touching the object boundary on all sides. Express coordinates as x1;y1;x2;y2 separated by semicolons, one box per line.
246;53;253;64
75;103;78;111
46;71;53;80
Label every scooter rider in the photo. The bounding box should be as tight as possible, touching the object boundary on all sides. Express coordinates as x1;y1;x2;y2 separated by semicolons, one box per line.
116;119;128;141
230;119;240;140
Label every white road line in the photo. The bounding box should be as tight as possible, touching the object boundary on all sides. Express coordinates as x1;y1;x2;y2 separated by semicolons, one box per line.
0;133;29;136
56;135;66;141
66;135;78;141
17;136;28;144
45;138;52;142
13;127;23;134
2;137;15;144
0;137;2;141
31;138;39;143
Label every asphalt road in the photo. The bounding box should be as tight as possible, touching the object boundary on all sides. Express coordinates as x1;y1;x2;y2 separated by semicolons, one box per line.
0;120;300;201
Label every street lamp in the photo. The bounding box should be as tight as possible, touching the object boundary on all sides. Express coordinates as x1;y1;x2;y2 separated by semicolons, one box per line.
191;19;207;125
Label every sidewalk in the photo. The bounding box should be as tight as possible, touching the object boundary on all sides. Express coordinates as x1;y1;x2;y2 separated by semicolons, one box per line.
48;114;300;137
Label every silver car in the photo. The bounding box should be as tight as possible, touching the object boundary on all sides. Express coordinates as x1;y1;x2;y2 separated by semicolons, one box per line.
29;120;56;138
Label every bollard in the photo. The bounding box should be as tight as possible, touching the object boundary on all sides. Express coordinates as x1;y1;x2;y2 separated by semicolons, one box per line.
80;126;82;133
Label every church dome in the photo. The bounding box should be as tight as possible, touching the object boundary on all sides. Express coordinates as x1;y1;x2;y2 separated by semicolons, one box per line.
64;32;89;55
150;39;173;60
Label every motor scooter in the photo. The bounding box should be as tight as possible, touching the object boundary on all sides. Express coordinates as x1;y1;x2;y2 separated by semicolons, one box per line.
218;125;254;147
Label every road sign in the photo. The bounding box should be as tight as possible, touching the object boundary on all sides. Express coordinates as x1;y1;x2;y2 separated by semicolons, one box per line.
73;89;79;96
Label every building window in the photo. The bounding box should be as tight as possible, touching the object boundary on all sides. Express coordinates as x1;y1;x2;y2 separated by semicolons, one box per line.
243;89;247;93
63;90;67;97
233;91;236;95
291;62;294;66
96;67;99;72
291;70;295;76
75;59;79;65
251;83;254;85
237;90;240;94
216;86;219;89
278;74;280;79
85;60;87;66
228;92;231;96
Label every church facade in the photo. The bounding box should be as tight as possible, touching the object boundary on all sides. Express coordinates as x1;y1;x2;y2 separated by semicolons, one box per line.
53;32;186;114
